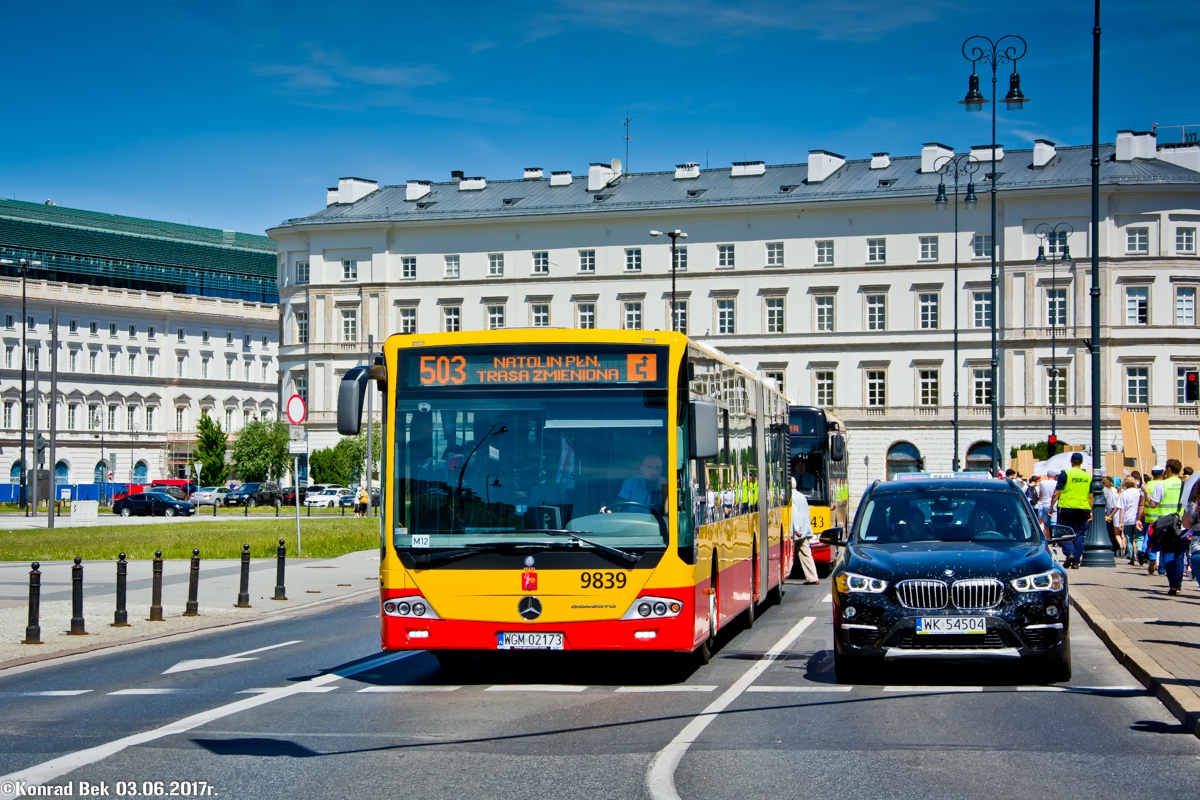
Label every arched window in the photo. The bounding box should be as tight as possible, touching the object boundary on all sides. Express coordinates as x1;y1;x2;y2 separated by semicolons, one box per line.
9;460;24;484
54;461;70;486
886;442;923;480
966;441;997;474
94;460;109;484
133;460;149;484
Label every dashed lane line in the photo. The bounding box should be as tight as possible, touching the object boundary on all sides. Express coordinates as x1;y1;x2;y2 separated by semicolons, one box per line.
616;686;717;693
883;686;983;693
822;593;832;603
107;689;178;696
238;686;339;694
357;686;461;693
485;684;588;693
745;685;852;693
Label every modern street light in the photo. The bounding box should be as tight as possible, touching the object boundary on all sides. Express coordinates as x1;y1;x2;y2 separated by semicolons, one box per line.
935;154;980;471
649;230;688;332
1035;222;1074;444
959;34;1029;475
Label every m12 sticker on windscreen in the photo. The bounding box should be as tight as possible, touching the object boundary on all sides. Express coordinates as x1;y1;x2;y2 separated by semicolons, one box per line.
408;352;660;387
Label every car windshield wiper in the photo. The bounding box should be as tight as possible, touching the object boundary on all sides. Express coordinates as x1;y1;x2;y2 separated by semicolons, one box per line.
410;541;555;565
518;529;641;564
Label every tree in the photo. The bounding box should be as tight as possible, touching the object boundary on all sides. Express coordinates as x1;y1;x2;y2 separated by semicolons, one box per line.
309;446;352;486
1010;440;1070;461
193;413;229;486
231;419;291;482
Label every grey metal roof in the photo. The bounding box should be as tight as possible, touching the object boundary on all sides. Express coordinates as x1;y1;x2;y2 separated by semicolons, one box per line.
273;144;1200;230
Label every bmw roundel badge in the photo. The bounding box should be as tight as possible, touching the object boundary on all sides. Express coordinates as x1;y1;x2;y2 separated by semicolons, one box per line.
518;596;542;621
944;569;955;577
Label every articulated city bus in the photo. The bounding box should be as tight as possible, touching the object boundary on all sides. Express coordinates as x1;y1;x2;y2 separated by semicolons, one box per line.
339;329;791;665
788;405;848;578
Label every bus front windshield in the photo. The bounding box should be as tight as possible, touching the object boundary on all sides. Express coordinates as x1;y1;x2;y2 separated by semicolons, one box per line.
394;389;671;551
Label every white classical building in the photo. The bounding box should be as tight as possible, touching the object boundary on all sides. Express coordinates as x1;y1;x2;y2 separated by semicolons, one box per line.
0;200;280;487
269;133;1200;500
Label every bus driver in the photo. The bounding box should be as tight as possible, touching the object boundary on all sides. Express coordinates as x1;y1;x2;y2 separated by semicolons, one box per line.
605;454;666;514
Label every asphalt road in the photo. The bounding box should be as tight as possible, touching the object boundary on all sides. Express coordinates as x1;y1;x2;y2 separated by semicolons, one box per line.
2;583;1199;800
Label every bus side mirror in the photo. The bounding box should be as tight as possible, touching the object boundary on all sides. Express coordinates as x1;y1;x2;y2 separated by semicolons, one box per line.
830;434;846;462
337;366;370;436
689;400;719;460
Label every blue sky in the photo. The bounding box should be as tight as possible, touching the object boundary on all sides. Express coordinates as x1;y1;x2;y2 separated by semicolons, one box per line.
1;1;1195;236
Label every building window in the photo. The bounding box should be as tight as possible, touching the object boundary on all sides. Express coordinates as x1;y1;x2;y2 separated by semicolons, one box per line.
87;351;97;372
244;409;252;428
401;256;417;279
225;332;233;346
814;295;835;332
341;309;358;342
531;304;550;327
202;330;210;345
68;349;77;372
108;322;116;337
919;293;939;329
972;368;993;406
1177;367;1197;405
3;314;12;329
1047;288;1067;327
488;254;504;276
867;238;886;263
765;298;784;333
625;248;642;272
866;370;886;407
399;308;417;334
578;303;596;329
296;261;309;284
919;369;939;406
1126;227;1149;255
763;370;785;391
532;252;549;275
1126;366;1149;405
171;407;184;431
717;299;736;334
243;361;251;381
176;354;184;377
128;324;137;338
671;300;687;334
148;326;156;339
342;259;358;280
444;255;460;279
108;352;117;374
716;245;735;269
225;408;234;431
67;403;77;430
972;233;992;258
815;371;835;407
261;334;268;347
673;246;688;272
127;406;136;431
146;407;155;431
2;401;11;428
295;376;307;403
1125;286;1149;325
261;362;269;382
765;242;784;268
243;334;252;350
107;404;117;431
973;291;993;328
128;353;136;376
295;311;308;344
815;240;834;265
1176;287;1195;326
1047;367;1068;406
1046;230;1069;257
488;305;505;330
25;345;36;370
443;306;461;332
578;250;595;273
866;294;886;331
225;359;233;380
623;302;642;330
1178;227;1197;255
919;236;939;261
176;327;184;342
147;354;155;375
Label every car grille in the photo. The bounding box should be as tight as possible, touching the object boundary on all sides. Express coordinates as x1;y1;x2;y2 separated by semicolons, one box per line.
894;631;1011;650
895;580;949;610
1021;627;1061;649
950;579;1005;610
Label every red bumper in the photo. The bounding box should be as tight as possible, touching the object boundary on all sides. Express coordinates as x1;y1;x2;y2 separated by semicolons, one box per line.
811;543;833;565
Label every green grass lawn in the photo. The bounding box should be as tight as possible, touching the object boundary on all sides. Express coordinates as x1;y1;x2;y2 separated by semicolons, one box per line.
0;517;381;562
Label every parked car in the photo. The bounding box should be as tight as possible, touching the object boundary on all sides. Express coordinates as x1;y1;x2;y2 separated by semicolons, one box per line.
113;491;196;518
280;485;307;505
224;482;282;508
305;487;351;508
157;486;189;502
339;488;381;510
190;487;231;506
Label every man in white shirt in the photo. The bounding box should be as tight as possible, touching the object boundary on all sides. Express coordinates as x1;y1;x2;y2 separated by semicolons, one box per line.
791;477;820;584
1036;472;1058;534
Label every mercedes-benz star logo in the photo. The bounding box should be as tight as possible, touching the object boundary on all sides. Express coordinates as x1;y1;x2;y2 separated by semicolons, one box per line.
518;596;542;621
524;556;535;567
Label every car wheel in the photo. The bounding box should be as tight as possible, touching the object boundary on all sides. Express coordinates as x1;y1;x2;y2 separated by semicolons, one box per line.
120;508;131;517
834;649;873;684
248;498;258;508
164;508;176;518
1044;640;1072;683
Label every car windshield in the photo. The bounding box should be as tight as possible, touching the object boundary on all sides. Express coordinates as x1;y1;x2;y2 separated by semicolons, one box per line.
855;487;1039;544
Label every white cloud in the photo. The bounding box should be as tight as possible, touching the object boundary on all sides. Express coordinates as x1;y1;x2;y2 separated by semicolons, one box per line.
251;46;446;105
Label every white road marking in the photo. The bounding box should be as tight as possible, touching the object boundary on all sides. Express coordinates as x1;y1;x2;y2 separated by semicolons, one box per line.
822;593;832;603
0;650;420;799
357;685;461;693
616;686;717;693
23;690;92;697
646;615;816;800
485;684;587;693
162;640;302;675
237;686;338;694
745;685;852;693
107;689;177;696
1017;685;1144;693
882;686;983;693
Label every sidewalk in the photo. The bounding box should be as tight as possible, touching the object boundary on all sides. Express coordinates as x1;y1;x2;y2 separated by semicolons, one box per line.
0;549;380;668
1070;559;1200;736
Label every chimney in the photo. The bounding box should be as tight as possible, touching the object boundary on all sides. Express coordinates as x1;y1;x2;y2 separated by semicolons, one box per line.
1032;139;1056;168
807;150;846;183
731;161;766;177
1115;130;1135;161
588;162;618;191
870;152;891;170
326;187;339;206
1158;141;1200;173
329;177;377;205
459;176;487;191
1135;131;1157;159
451;170;464;183
550;170;573;186
675;162;700;179
921;143;954;173
406;181;431;201
970;144;1005;163
523;167;544;180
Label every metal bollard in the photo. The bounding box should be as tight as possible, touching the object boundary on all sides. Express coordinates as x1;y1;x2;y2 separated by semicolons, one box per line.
275;500;280;517
112;552;129;627
244;501;249;517
341;503;345;517
306;503;310;517
183;548;200;616
24;562;42;644
69;557;86;635
236;543;251;608
213;499;217;517
273;539;287;600
149;550;164;621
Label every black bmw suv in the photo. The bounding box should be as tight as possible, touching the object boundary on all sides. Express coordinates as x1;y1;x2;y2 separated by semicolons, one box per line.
824;475;1075;683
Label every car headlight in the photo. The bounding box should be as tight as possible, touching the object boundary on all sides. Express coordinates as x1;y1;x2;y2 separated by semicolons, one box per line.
1011;569;1065;592
835;572;888;594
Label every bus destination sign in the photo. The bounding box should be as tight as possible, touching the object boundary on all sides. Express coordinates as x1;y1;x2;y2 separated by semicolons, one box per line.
407;352;659;387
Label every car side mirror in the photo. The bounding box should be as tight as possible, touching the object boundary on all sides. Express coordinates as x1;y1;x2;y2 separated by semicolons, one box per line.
818;527;845;546
689;399;719;460
1048;524;1078;545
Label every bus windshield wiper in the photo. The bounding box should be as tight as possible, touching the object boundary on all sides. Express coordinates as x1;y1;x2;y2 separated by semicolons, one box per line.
411;542;553;565
519;529;641;564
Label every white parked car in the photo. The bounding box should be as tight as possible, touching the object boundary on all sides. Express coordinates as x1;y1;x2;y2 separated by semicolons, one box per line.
304;488;350;508
189;487;231;507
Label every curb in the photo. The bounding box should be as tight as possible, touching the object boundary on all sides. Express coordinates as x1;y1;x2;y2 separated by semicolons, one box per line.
1070;593;1200;738
0;586;378;676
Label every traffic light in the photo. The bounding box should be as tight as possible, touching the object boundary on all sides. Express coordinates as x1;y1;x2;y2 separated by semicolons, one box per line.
1186;371;1199;403
1047;434;1058;458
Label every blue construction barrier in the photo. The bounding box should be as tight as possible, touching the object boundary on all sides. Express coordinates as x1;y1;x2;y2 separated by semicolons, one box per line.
1;483;132;504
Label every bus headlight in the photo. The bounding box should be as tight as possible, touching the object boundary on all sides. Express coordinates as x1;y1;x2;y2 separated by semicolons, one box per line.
622;596;683;620
383;596;441;619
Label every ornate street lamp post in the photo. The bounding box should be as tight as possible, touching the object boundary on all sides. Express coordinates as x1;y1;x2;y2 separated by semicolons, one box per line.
1035;222;1075;444
650;230;688;331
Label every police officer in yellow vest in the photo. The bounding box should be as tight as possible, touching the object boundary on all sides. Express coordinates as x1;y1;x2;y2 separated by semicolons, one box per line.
1146;459;1184;581
1051;452;1093;569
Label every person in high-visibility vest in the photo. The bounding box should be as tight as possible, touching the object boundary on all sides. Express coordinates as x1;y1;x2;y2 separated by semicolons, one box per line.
1147;459;1185;588
1143;465;1167;575
1051;452;1093;569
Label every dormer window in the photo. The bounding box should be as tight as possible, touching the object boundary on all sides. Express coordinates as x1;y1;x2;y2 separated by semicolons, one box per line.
593;194;606;202
779;185;796;194
686;189;706;198
415;201;435;210
878;179;895;188
502;197;522;207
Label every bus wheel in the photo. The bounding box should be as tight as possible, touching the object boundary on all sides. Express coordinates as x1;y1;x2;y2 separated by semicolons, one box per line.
693;638;712;666
745;550;756;628
770;576;784;606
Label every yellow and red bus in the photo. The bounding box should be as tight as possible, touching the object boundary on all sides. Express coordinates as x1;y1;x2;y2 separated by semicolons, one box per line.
339;329;791;665
788;405;848;577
